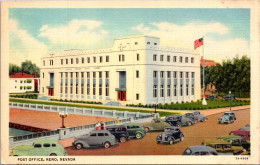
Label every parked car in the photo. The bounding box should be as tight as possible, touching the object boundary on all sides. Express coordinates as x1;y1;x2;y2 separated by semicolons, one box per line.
223;111;236;120
143;118;171;132
182;145;218;155
239;124;250;131
106;125;129;143
218;115;235;124
184;113;199;123
223;94;236;100
73;130;117;149
202;139;247;155
156;126;184;144
123;123;146;139
217;135;250;151
229;130;250;140
192;111;208;122
207;94;218;99
165;115;194;127
10;139;68;156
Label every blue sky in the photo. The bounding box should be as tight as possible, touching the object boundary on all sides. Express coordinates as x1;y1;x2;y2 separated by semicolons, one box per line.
9;8;250;65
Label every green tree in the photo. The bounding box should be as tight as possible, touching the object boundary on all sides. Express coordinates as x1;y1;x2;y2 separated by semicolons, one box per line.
9;60;40;77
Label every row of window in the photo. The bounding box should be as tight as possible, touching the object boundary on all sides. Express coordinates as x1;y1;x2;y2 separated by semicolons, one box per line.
153;55;194;63
153;71;195;79
43;54;194;66
14;80;33;83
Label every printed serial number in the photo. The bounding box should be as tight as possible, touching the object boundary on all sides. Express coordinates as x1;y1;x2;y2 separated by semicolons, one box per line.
235;157;249;160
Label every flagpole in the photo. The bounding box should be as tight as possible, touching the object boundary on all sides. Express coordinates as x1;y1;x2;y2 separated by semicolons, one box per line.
202;36;207;105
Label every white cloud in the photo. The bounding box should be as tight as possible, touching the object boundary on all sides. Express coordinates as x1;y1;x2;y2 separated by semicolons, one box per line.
38;19;108;49
9;19;48;66
132;22;249;63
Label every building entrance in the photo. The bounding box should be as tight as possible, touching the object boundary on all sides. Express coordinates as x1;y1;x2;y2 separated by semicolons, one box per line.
48;88;54;96
118;91;126;101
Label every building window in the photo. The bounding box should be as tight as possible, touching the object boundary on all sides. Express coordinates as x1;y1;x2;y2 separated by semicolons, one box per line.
186;83;189;95
179;56;183;63
42;87;44;93
153;54;157;61
160;55;164;61
160;85;164;97
93;57;96;63
154;43;157;45
167;56;170;62
42;73;44;78
99;72;102;78
76;58;79;64
180;85;183;96
100;56;103;63
192;72;195;78
119;55;121;61
122;55;125;61
87;57;90;63
43;60;45;66
93;84;96;95
153;71;157;78
136;70;139;78
173;56;177;62
167;85;170;97
191;57;194;63
173;71;177;78
180;72;183;78
167;71;171;78
70;85;73;94
93;72;96;78
76;72;79;78
147;42;150;45
87;72;90;78
76;84;78;94
50;60;53;66
99;84;102;96
81;57;84;64
71;58;73;64
87;84;90;95
185;57;188;63
153;85;157;98
61;59;63;65
135;42;138;45
160;71;164;78
174;84;177;96
105;71;109;78
66;59;68;64
137;53;139;61
105;85;109;96
106;56;109;62
136;94;139;100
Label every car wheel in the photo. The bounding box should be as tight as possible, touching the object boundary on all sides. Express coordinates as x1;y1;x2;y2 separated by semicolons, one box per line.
218;121;221;124
156;141;160;144
188;122;192;126
144;127;150;133
120;136;127;143
50;153;57;156
135;133;142;139
176;123;181;128
104;142;111;149
201;118;205;122
194;119;198;124
169;140;174;145
75;143;83;150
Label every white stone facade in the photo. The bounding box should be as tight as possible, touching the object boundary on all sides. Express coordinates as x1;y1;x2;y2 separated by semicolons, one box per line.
40;36;201;105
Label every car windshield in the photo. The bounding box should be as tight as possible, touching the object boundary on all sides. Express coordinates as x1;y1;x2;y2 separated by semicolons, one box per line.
222;115;229;120
164;128;173;132
193;112;199;115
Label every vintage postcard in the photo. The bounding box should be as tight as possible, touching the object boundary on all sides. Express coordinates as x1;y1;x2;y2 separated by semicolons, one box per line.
1;0;260;164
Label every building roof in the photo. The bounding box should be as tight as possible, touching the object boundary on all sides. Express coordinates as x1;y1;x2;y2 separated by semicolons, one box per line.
200;57;220;67
9;72;38;78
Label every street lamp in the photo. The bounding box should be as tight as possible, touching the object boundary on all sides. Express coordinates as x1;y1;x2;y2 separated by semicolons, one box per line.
59;111;68;128
229;91;231;110
153;103;158;114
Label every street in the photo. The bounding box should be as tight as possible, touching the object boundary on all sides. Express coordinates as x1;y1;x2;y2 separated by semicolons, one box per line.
65;108;250;155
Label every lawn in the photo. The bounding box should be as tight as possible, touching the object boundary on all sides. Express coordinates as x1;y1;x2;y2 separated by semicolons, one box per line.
127;99;250;110
9;98;180;117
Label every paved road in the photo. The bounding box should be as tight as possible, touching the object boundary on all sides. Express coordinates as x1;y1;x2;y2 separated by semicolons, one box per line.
65;108;250;155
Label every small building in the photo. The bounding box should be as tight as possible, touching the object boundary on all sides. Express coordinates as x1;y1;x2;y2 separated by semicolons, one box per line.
9;71;39;93
200;57;220;67
40;35;201;105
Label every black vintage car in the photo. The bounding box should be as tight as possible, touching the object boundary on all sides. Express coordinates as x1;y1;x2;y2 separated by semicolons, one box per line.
106;125;129;143
165;115;194;127
156;126;185;144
